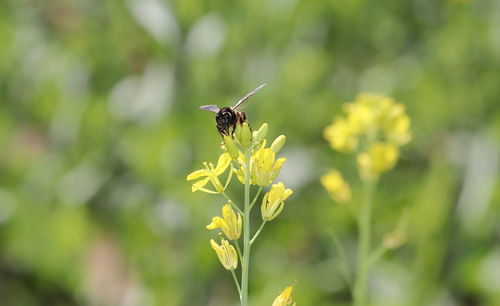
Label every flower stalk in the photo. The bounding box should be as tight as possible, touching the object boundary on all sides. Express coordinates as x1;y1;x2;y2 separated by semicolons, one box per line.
241;151;251;306
354;180;375;306
322;93;412;305
187;118;294;305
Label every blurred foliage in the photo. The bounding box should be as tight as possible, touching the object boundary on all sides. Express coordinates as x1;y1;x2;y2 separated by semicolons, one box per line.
0;0;500;305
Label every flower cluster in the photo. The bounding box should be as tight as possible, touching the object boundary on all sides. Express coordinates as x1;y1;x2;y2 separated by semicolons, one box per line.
187;119;293;304
323;93;411;184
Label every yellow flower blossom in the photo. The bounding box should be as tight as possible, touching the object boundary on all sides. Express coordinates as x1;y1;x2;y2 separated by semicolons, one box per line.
206;203;242;240
357;142;399;181
210;239;238;270
186;153;232;193
251;145;287;187
324;93;411;154
272;285;296;306
383;104;411;145
261;182;293;221
320;169;351;203
323;117;358;152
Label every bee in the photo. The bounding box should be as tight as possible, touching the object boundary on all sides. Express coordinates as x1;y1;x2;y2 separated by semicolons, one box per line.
199;84;266;136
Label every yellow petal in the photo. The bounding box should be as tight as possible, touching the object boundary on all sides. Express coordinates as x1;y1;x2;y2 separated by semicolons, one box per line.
206;217;224;229
214;153;232;175
272;286;294;306
187;169;209;181
191;177;210;192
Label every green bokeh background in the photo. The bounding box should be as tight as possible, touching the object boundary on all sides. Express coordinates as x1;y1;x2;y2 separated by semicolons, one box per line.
1;0;499;305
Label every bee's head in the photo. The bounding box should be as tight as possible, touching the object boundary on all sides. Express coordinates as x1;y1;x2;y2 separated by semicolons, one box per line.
216;107;237;126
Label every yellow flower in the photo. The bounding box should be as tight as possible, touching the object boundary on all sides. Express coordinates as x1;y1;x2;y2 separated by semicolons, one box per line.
210;239;238;270
324;93;411;156
357;142;399;181
272;285;296;306
186;153;232;193
206;203;242;240
383;104;412;146
323;117;358;153
251;145;287;187
261;182;293;221
320;170;351;203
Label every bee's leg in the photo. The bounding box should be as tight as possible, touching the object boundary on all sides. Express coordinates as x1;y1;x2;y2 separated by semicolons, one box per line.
240;112;247;123
217;124;228;136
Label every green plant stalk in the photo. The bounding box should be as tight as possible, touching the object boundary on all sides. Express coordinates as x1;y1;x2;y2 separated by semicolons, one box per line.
354;180;375;306
241;153;251;306
231;270;242;302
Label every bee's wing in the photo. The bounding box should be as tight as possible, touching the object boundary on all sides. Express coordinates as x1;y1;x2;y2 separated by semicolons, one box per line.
199;105;220;113
232;83;266;110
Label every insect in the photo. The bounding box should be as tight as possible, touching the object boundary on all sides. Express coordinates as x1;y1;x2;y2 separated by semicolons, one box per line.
199;84;266;136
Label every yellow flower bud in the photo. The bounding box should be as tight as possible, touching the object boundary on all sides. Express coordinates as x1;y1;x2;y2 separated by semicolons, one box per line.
383;104;412;146
261;182;293;221
210;239;238;270
234;123;242;141
223;136;239;160
253;123;268;143
206;203;242;240
320;170;351;203
357;142;399;181
271;135;286;153
272;285;296;306
239;122;252;147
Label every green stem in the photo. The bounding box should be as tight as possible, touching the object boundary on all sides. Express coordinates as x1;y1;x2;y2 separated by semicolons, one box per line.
250;221;267;245
330;229;352;290
231;270;242;302
249;187;262;210
235;241;244;264
241;153;251;306
354;180;375;306
222;192;243;215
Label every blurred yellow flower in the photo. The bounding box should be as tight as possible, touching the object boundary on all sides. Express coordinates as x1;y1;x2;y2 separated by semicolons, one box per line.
251;146;287;187
320;169;351;203
383;104;411;146
357;142;399;181
323;117;358;152
272;285;296;306
261;182;293;221
206;203;242;240
324;93;411;157
186;153;232;193
210;239;238;271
